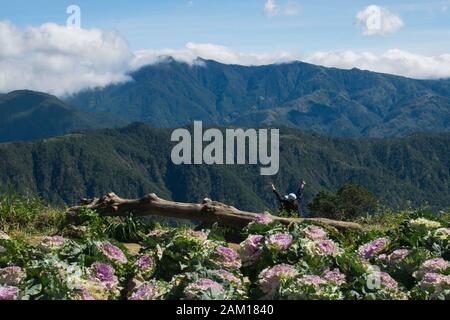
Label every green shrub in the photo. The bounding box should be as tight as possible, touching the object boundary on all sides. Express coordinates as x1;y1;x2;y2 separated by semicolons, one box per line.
308;184;379;220
0;191;64;234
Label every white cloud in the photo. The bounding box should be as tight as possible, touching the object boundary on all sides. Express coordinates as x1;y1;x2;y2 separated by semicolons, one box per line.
0;21;134;96
304;50;450;79
264;0;278;16
0;21;297;95
264;0;300;17
2;21;450;96
356;5;404;36
133;43;295;68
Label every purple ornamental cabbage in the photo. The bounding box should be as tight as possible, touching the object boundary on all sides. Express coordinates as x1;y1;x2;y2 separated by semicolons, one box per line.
418;273;450;291
216;246;241;269
358;238;389;260
129;282;164;300
302;226;328;241
414;258;449;279
0;267;24;286
238;235;263;267
184;279;225;300
254;214;273;225
266;233;293;251
90;262;119;290
420;258;448;272
135;254;156;277
258;264;298;296
316;240;339;256
96;242;128;264
386;249;410;265
0;286;19;300
323;269;346;285
216;270;242;288
297;275;325;286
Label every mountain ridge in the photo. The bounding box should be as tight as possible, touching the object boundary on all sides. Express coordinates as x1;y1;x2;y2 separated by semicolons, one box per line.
67;59;450;138
2;59;450;143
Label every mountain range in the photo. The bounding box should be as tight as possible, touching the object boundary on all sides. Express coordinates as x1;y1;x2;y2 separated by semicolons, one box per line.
0;123;448;211
1;59;450;143
69;58;450;138
0;59;449;212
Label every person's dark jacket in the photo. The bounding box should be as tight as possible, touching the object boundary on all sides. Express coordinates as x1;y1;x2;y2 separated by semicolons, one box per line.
273;186;304;217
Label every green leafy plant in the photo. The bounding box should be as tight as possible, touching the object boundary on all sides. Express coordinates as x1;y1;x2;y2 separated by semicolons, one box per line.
0;196;449;301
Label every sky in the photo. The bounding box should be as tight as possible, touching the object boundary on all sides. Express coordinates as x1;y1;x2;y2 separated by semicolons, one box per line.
2;0;450;95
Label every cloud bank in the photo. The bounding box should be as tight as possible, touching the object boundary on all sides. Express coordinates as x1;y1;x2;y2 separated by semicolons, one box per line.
136;45;450;80
1;21;450;96
0;21;133;96
305;50;450;80
133;43;295;68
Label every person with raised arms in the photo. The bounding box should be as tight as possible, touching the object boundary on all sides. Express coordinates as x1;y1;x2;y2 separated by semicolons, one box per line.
271;180;307;217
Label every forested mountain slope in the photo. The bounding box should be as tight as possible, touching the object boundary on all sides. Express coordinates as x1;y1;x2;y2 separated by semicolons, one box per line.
0;124;448;211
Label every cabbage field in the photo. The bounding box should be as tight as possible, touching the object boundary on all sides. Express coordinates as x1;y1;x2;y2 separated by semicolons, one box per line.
0;203;449;300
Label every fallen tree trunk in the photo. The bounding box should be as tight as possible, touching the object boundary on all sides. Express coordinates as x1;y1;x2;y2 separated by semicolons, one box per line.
67;193;362;231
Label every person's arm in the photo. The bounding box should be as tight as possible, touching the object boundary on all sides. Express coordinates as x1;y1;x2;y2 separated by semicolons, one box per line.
272;184;283;203
296;181;306;199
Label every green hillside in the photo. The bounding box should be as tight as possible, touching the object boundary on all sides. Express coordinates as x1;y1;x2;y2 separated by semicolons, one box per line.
0;90;125;143
0;124;448;211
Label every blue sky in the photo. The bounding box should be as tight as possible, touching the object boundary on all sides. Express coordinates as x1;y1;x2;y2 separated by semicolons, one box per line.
1;0;450;54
